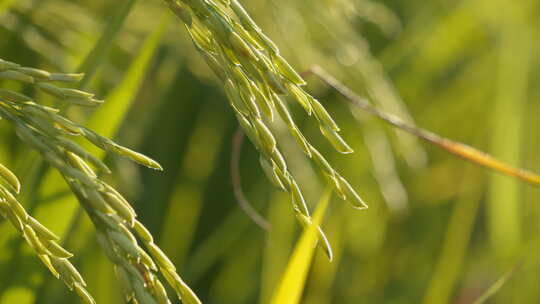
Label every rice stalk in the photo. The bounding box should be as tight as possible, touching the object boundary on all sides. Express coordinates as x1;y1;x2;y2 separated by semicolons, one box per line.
0;57;200;304
163;0;367;259
308;65;540;188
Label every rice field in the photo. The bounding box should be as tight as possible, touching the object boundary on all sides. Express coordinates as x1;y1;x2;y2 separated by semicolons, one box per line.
0;1;539;303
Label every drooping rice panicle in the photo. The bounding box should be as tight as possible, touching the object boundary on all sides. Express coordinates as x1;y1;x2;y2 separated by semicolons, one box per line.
0;58;200;304
0;165;94;303
163;0;367;257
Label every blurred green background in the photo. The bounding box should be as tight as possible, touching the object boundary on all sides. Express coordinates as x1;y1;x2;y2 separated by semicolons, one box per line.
1;0;540;303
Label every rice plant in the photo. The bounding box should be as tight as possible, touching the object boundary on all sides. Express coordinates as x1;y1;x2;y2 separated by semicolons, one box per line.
163;0;373;259
1;0;540;304
0;58;199;303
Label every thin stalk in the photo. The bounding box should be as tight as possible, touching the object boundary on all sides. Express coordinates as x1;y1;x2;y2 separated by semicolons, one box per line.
231;128;270;230
472;262;523;304
307;66;540;188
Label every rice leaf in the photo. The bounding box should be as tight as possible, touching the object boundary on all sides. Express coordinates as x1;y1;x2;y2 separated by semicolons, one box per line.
270;187;332;304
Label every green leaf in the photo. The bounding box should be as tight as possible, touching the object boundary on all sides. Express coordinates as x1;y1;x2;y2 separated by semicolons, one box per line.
270;187;332;304
77;0;139;87
86;15;170;149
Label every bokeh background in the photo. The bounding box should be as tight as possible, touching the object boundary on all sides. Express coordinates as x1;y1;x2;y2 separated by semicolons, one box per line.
1;0;540;303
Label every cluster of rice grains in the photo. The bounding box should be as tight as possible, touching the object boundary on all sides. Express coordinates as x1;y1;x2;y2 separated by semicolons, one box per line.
0;163;93;298
0;58;200;304
164;0;368;259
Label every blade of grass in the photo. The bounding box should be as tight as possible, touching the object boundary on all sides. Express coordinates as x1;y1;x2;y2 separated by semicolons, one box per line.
302;211;344;304
270;186;332;304
259;192;296;304
76;0;139;88
488;19;530;257
86;14;169;149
